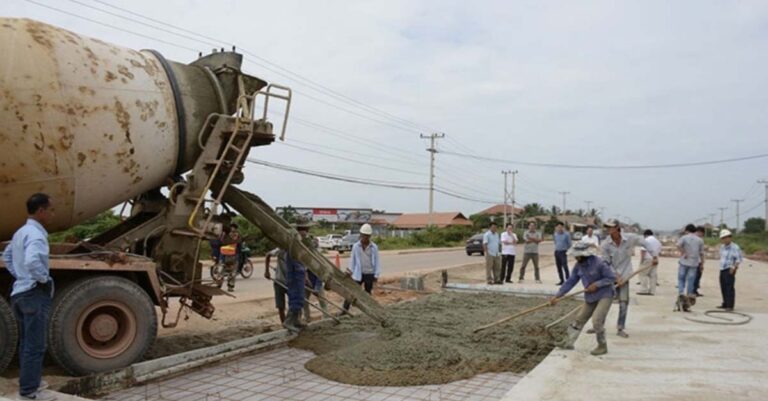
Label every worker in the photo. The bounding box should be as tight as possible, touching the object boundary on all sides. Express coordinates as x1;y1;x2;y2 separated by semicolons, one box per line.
692;225;706;296
483;222;502;284
676;224;704;312
302;230;327;322
2;193;56;401
553;222;572;285
717;230;742;311
343;223;380;312
218;224;242;292
500;223;518;283
519;222;542;283
264;248;287;323
282;220;314;332
550;242;616;356
580;225;600;249
637;229;662;295
600;219;646;338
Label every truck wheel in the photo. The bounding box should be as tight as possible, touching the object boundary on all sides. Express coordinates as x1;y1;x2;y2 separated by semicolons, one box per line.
0;296;18;374
48;276;157;376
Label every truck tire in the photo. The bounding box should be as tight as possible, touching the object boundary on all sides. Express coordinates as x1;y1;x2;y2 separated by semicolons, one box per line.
0;296;18;374
47;276;157;376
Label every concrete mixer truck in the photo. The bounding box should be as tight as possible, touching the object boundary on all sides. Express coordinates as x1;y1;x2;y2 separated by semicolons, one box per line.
0;18;389;377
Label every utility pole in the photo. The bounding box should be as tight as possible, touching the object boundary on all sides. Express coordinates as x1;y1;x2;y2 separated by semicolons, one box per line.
718;207;727;229
558;191;570;217
759;180;768;232
585;200;593;215
731;199;744;233
510;170;517;228
421;133;444;227
501;170;518;227
708;213;716;237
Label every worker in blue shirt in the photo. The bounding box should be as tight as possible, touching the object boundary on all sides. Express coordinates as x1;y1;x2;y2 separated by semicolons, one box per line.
553;222;573;285
550;242;616;356
2;193;57;401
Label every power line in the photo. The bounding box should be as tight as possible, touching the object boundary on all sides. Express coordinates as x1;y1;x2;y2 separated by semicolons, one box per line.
439;150;768;170
247;158;496;204
276;142;424;176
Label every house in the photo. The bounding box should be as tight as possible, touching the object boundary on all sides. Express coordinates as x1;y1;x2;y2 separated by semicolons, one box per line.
475;204;523;218
392;212;472;230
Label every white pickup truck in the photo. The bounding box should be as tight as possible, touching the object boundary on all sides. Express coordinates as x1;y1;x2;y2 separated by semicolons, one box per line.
318;234;344;250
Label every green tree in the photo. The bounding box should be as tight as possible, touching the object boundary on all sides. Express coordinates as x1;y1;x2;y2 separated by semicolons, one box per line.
744;217;766;234
49;211;121;242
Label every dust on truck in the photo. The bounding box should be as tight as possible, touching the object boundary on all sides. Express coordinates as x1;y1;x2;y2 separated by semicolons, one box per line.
0;18;389;377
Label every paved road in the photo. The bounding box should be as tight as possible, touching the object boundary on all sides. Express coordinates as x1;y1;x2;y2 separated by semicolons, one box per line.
215;243;556;305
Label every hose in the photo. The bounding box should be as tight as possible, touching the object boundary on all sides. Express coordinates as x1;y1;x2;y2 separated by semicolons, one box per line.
684;310;753;325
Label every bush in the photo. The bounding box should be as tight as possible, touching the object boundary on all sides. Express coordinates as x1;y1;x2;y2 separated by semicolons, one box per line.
704;232;768;255
743;217;766;234
375;226;476;250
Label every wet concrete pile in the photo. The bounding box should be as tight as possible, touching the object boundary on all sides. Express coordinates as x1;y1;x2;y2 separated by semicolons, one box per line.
291;292;579;386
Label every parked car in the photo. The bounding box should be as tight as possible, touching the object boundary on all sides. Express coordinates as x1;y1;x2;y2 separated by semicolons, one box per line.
338;233;360;253
318;234;344;250
465;233;485;256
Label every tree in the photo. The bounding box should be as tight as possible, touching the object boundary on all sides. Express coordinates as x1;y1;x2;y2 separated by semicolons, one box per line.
744;217;766;234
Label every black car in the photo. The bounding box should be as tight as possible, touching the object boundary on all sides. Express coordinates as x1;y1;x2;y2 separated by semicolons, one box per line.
465;233;485;256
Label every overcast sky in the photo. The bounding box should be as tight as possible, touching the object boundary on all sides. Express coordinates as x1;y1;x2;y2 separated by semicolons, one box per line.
5;0;768;230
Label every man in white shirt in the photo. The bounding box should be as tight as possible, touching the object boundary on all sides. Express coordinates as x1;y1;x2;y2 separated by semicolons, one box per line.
637;229;662;295
500;224;518;283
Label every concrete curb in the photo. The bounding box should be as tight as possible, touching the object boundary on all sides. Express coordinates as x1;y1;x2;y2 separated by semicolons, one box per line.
444;283;577;299
57;319;337;398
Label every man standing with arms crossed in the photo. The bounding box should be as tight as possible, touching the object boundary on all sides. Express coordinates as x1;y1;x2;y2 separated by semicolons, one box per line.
2;193;56;401
500;223;518;283
483;222;501;284
519;222;542;283
676;224;705;311
553;223;572;285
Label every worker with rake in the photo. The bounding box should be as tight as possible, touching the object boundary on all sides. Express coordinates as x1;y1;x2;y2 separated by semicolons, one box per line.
550;242;616;356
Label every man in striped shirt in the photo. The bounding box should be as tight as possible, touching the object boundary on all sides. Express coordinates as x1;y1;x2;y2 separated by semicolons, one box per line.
717;230;743;311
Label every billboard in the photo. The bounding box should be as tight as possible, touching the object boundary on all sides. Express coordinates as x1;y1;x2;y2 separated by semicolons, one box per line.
276;207;373;224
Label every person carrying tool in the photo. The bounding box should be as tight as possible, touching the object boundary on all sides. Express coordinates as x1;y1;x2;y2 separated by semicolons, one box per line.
553;222;572;285
550;242;616;356
637;229;662;295
601;219;646;338
717;229;742;311
264;247;287;323
343;223;380;312
218;223;242;292
676;224;705;311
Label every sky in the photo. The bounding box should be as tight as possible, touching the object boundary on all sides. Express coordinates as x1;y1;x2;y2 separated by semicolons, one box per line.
4;0;768;230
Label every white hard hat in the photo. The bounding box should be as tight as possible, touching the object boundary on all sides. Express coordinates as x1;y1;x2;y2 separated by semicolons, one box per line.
360;224;373;235
719;229;732;239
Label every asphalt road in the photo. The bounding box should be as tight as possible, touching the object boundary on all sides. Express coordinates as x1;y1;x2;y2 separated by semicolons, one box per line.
215;243;556;305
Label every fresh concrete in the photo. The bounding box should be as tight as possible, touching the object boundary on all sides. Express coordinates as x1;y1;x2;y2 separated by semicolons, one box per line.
502;255;767;401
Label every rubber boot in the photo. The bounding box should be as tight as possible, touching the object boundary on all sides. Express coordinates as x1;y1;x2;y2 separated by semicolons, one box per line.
283;310;302;334
556;325;581;350
590;332;608;356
